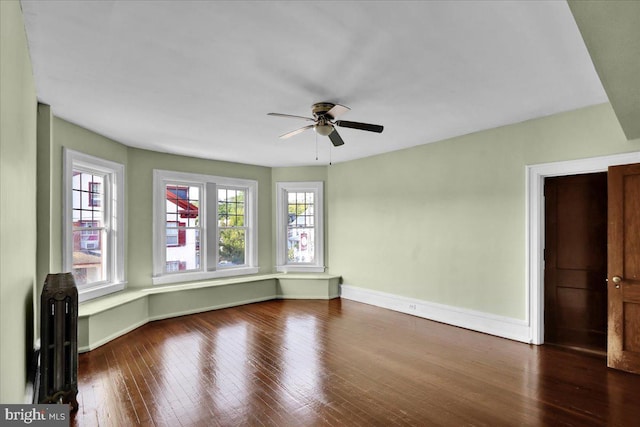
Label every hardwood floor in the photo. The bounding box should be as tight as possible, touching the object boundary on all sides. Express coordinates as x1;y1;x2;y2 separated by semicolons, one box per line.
71;299;639;426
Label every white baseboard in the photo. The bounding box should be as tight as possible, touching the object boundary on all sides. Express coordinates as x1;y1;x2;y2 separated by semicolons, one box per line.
340;284;531;343
276;293;340;300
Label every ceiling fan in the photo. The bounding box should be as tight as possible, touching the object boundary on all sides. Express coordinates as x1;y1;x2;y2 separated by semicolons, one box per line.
268;102;383;147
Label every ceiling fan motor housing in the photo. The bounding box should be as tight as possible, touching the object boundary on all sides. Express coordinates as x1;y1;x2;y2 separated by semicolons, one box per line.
311;102;336;118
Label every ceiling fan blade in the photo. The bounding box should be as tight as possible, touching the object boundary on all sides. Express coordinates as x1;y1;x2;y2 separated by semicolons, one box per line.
280;124;314;139
325;104;350;119
268;112;315;121
335;120;384;133
328;129;345;147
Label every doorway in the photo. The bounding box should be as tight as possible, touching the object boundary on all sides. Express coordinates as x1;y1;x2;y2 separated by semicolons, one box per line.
527;151;640;347
543;172;607;355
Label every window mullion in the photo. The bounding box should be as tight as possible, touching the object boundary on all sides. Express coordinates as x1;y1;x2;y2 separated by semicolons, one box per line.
206;182;217;271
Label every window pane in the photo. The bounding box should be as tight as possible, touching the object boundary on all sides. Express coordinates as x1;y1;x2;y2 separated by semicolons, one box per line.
165;227;200;272
287;227;315;263
219;229;245;266
89;180;102;207
166;185;199;226
166;222;179;246
72;229;106;285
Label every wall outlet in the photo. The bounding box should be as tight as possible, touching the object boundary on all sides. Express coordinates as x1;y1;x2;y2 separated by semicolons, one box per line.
408;304;417;310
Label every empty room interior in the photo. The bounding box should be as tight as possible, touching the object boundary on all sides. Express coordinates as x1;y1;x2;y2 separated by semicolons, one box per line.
2;0;640;425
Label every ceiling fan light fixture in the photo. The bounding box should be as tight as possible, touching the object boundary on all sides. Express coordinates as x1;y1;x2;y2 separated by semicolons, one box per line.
314;123;334;136
268;102;383;145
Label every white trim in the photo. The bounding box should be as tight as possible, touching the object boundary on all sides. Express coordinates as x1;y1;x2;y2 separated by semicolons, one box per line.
526;152;640;345
152;169;258;285
341;284;530;343
275;181;325;273
276;294;339;299
63;148;126;302
78;280;126;301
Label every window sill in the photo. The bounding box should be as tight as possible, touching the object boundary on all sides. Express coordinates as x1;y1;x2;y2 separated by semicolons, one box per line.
151;267;260;286
276;265;325;273
78;281;126;303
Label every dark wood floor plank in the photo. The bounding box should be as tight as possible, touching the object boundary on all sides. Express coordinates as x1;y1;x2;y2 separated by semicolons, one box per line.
71;299;640;426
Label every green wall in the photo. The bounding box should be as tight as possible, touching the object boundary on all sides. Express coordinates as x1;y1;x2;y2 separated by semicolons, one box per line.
0;0;37;403
327;103;639;320
568;0;640;140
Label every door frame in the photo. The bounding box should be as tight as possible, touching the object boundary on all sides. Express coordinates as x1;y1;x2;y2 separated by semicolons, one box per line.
526;151;640;345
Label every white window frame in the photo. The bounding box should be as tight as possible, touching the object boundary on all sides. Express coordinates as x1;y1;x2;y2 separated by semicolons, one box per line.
276;181;325;273
63;149;126;302
152;170;258;285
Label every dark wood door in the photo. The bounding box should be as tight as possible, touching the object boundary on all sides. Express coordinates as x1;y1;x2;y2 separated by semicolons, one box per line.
608;163;640;373
544;173;608;353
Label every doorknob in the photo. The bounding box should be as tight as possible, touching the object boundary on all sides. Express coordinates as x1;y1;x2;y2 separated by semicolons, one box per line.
612;276;622;288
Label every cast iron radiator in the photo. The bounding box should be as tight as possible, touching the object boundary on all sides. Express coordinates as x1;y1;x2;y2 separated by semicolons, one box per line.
39;273;79;410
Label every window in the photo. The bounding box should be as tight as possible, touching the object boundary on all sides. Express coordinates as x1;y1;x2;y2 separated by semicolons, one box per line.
63;149;125;302
276;181;324;273
153;170;258;285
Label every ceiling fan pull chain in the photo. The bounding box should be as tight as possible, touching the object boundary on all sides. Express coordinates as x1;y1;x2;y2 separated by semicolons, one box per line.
315;132;318;161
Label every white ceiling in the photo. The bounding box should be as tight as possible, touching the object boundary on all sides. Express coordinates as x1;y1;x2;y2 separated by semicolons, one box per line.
20;0;607;167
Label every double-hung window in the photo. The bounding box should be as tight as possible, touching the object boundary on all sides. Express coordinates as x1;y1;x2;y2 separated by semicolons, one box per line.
153;170;258;285
63;149;125;302
276;181;324;273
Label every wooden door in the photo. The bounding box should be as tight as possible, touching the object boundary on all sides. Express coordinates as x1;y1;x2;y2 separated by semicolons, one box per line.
608;163;640;373
544;173;608;353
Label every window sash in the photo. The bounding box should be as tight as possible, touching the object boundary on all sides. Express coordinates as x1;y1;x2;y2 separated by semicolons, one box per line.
217;186;247;268
71;170;111;287
218;225;247;268
162;182;203;274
